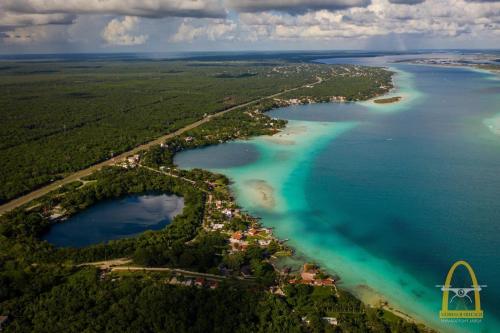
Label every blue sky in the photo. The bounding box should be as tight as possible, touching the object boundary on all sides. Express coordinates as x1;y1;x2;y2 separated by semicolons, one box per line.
0;0;499;53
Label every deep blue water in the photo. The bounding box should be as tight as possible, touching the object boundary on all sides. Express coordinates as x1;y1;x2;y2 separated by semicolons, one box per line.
281;64;500;330
43;194;184;247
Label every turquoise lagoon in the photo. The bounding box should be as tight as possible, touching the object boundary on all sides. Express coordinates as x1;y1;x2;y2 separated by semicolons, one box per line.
175;60;500;332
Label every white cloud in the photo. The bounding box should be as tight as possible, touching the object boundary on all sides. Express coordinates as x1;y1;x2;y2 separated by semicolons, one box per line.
2;0;226;19
101;16;148;45
0;12;75;28
228;0;370;13
170;19;237;42
388;0;425;4
2;25;68;44
235;0;500;40
1;0;499;49
166;0;500;44
0;0;226;46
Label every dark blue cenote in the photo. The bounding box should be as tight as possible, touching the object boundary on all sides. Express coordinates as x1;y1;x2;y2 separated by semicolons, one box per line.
43;194;184;248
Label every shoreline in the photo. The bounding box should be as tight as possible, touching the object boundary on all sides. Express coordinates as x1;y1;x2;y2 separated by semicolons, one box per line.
225;123;432;330
396;60;500;77
211;72;432;329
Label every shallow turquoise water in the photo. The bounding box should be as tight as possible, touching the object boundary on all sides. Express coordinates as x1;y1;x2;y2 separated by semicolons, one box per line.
175;60;500;332
43;194;184;247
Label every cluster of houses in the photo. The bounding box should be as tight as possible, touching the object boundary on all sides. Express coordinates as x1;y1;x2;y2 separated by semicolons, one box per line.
289;263;335;287
207;199;243;226
275;94;350;108
229;227;273;252
329;95;347;102
206;200;238;231
207;195;280;254
229;231;248;251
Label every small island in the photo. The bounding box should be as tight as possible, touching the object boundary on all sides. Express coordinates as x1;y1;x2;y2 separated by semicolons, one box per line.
373;96;402;104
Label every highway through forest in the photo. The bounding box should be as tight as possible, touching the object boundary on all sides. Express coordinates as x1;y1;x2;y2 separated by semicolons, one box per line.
0;77;323;215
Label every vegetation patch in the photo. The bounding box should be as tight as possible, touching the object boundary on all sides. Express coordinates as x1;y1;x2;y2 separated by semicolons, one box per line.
214;72;258;78
374;96;402;104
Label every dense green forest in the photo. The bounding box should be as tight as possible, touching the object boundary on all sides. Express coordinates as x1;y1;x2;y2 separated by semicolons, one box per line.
2;268;424;333
0;60;392;203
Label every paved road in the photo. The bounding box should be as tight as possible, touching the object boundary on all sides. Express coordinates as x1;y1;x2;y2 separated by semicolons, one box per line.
0;77;322;215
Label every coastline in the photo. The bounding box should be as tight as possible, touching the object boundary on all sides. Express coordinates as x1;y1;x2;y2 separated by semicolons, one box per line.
215;118;436;330
177;65;436;329
176;60;500;333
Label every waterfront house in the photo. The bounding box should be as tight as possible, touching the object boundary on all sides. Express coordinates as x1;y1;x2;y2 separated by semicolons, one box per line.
315;278;335;286
230;231;249;251
301;263;318;281
248;228;259;236
261;227;272;234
